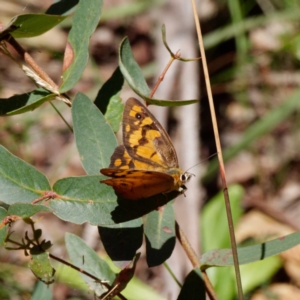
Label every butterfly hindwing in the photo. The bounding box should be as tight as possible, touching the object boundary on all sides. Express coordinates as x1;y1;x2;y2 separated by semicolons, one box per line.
101;170;175;200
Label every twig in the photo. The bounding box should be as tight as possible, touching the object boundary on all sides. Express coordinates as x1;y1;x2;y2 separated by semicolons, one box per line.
175;222;218;300
149;50;181;100
6;35;58;90
49;253;127;300
190;0;244;299
32;191;57;204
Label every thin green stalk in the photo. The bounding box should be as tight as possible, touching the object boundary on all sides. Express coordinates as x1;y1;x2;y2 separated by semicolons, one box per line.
203;8;300;49
163;262;182;288
227;0;248;63
50;102;73;133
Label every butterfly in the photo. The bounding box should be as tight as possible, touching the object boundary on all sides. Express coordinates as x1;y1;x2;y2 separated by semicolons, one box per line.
100;97;192;200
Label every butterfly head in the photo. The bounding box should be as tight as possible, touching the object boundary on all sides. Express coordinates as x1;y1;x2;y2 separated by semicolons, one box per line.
167;169;193;195
180;172;193;185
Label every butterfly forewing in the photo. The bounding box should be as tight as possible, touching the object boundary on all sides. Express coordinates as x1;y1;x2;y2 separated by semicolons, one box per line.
106;145;134;170
122;98;179;169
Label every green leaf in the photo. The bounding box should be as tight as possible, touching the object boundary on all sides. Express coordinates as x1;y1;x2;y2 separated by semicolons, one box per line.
201;231;300;269
51;176;180;225
119;37;150;96
98;219;143;268
201;184;244;252
50;175;118;225
0;89;56;116
28;252;55;284
59;0;104;93
94;66;124;114
0;146;51;204
55;264;88;291
141;97;198;107
72;93;117;175
241;256;281;294
31;280;53;300
119;37;198;107
144;202;176;267
200;184;244;298
104;95;124;133
204;87;300;182
46;0;79;16
206;266;236;300
110;190;181;224
8;203;52;219
66;233;115;297
177;269;206;300
122;276;167;300
0;207;9;246
8;14;67;38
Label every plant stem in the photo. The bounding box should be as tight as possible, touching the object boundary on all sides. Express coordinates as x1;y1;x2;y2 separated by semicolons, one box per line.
50;102;73;133
6;35;58;89
175;222;218;300
163;261;182;288
190;0;244;299
32;191;57;204
49;253;127;300
149;50;180;100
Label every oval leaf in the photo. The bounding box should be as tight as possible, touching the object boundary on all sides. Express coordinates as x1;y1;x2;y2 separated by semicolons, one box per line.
110;190;181;224
28;252;55;284
98;219;143;269
59;0;104;93
9;14;67;38
66;233;115;297
50;175;118;225
46;0;79;16
72;93;117;175
0;89;55;116
0;146;51;204
94;66;124;115
177;269;206;300
144;202;176;267
104;95;124;133
31;280;53;300
8;203;52;219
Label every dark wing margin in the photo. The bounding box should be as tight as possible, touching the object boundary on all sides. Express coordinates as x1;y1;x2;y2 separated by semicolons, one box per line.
105;145;134;170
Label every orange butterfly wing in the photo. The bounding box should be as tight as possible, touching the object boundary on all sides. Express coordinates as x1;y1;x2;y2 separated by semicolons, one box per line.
101;170;176;200
122;98;179;169
100;98;186;200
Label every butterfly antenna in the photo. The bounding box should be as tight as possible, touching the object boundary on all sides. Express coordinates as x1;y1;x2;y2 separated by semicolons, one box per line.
185;152;218;173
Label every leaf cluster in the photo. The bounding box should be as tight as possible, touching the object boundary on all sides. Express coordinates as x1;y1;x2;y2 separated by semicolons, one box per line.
0;1;299;299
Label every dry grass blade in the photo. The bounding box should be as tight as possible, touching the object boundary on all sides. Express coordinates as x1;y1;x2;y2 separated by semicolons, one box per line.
190;0;244;299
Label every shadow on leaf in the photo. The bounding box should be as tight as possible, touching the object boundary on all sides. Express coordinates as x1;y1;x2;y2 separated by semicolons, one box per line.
145;234;176;267
110;189;183;223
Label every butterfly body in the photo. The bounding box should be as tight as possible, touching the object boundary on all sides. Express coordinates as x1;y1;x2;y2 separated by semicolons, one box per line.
100;98;191;200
